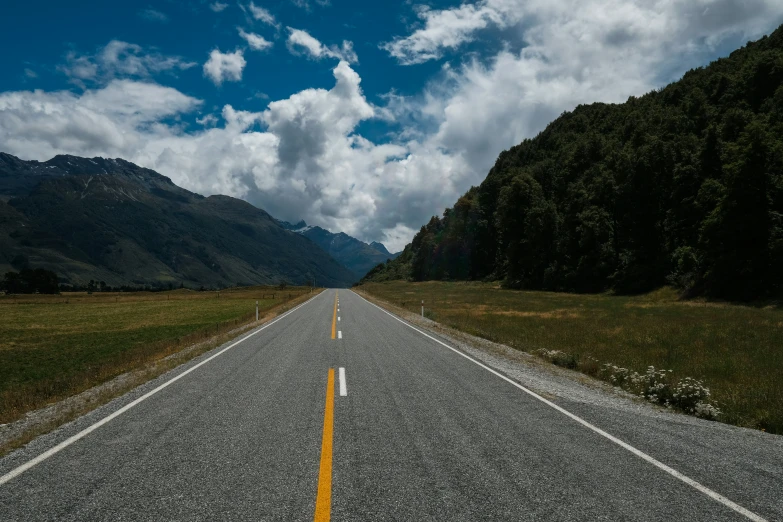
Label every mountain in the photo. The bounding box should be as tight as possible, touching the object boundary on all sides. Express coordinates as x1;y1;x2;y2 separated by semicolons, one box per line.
363;25;783;300
0;153;356;288
369;241;392;255
277;219;307;231
276;220;398;279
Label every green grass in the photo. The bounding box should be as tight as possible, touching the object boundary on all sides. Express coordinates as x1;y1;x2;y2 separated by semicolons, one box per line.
0;286;314;424
359;281;783;434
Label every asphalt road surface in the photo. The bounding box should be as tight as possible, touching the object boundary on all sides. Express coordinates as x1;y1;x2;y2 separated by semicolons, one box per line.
1;289;781;521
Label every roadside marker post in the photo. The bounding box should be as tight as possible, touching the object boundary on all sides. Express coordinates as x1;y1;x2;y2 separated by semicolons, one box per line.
421;300;424;318
255;300;259;321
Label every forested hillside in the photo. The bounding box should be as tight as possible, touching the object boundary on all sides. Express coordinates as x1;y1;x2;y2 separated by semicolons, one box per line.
364;25;783;300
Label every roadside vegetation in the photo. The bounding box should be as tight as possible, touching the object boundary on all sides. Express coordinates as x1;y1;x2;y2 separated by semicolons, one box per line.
0;286;316;425
359;281;782;434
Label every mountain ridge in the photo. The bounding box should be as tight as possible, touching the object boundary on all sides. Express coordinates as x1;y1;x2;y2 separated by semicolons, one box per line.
276;219;399;279
0;153;356;288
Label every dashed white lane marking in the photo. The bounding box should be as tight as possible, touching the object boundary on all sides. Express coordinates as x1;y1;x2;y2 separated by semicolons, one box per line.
0;292;324;487
338;331;342;339
354;291;767;522
338;317;341;321
339;368;347;396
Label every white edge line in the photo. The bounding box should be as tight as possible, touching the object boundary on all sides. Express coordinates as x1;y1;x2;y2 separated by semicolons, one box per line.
339;367;347;396
352;291;767;522
0;292;324;487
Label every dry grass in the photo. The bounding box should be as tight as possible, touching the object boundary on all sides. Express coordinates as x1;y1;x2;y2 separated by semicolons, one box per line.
0;286;315;425
359;281;783;434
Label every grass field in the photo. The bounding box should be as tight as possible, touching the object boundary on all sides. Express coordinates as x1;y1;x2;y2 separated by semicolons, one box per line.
359;281;783;434
0;286;315;425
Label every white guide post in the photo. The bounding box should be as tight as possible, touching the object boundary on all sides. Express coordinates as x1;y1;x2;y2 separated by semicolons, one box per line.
256;300;259;321
421;300;424;318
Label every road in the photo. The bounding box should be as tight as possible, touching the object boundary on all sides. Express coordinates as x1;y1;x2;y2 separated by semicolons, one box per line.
1;289;781;521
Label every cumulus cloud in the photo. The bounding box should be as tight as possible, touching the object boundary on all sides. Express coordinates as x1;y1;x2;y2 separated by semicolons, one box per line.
238;28;273;51
382;2;513;65
384;0;783;65
196;114;219;127
286;28;358;63
60;40;196;87
203;49;246;85
209;2;228;12
0;80;200;158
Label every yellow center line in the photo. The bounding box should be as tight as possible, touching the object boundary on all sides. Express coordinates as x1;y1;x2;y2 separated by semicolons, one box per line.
331;291;338;339
314;368;335;522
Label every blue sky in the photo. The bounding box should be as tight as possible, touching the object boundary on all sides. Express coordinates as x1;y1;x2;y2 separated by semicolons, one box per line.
2;0;783;250
4;1;436;138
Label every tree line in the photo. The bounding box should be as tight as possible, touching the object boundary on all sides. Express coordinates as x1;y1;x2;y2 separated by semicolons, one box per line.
364;25;783;300
1;269;60;294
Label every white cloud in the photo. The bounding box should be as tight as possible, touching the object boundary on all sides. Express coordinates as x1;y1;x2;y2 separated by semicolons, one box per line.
383;0;783;65
0;81;200;158
60;40;196;86
203;49;246;85
238;28;273;51
286;28;358;63
196;114;219;127
138;8;168;23
290;0;330;9
382;2;513;65
245;2;278;27
209;2;228;12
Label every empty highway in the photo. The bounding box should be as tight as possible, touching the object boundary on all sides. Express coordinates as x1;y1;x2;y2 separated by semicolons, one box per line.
1;289;781;521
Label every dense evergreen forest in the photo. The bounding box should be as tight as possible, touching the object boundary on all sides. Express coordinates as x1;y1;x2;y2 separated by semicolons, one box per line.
364;25;783;300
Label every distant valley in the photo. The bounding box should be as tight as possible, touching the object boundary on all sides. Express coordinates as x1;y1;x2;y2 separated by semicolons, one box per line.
278;220;399;280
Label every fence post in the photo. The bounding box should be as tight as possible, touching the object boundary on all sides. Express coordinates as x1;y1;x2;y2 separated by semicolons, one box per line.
256;300;259;321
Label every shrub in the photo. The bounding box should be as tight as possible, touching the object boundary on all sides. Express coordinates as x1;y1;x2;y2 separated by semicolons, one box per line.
538;349;578;369
599;363;720;419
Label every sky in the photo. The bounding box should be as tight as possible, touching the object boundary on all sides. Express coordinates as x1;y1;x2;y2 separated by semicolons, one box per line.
1;1;783;251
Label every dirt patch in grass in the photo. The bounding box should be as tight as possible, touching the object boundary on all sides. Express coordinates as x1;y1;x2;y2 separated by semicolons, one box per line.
491;309;582;319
